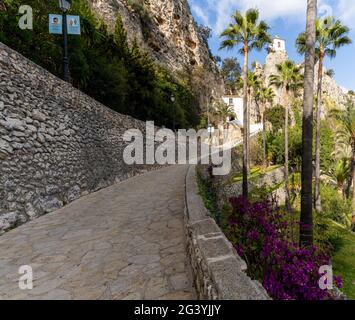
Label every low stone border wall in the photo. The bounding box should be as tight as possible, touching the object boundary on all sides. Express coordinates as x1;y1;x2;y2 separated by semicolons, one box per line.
184;165;270;300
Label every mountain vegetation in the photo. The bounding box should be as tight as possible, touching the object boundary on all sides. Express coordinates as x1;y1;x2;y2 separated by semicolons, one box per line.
0;0;205;128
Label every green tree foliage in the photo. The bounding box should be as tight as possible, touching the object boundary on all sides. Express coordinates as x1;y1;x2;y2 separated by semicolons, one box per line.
220;57;241;94
266;118;335;172
0;0;199;129
317;120;335;171
267;125;302;170
264;104;286;132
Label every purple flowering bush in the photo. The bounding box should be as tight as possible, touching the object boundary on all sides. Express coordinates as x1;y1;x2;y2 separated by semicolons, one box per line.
227;196;342;300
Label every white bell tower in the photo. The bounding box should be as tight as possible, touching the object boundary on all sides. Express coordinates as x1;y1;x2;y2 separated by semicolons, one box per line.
271;36;286;52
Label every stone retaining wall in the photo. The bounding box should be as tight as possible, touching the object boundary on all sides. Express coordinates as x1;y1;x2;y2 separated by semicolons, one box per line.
184;165;270;300
0;42;161;234
218;166;286;206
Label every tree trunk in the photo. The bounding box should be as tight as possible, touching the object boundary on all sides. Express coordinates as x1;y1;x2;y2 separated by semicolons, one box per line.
263;109;267;168
300;0;317;247
242;44;249;197
315;53;324;213
346;163;353;199
247;90;252;171
285;94;291;214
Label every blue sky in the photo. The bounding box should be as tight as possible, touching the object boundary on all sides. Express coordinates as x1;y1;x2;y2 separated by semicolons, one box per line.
189;0;355;91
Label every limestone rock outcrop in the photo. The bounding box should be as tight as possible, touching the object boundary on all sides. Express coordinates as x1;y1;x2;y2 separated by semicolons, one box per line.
263;51;288;86
88;0;220;77
258;50;353;110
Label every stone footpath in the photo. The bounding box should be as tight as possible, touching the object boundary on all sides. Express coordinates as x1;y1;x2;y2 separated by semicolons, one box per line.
0;165;195;300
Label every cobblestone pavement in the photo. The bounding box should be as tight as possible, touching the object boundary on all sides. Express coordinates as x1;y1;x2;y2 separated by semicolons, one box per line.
0;165;195;300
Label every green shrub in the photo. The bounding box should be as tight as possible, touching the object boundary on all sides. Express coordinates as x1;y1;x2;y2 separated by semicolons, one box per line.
266;125;302;170
314;213;344;254
314;121;335;171
196;168;222;226
321;184;352;228
264;104;286;132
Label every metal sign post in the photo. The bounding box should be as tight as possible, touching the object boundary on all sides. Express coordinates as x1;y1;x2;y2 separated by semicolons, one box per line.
48;1;81;83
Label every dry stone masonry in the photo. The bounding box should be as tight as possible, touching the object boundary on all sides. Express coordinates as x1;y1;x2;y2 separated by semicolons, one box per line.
184;166;270;300
0;42;161;234
218;166;286;208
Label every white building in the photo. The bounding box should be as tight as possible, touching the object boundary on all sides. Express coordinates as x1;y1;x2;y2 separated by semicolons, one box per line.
222;95;243;125
222;95;263;134
270;36;286;52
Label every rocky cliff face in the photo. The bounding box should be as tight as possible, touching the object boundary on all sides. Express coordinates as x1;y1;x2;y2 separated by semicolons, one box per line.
263;51;288;86
314;63;350;107
260;50;352;110
88;0;220;77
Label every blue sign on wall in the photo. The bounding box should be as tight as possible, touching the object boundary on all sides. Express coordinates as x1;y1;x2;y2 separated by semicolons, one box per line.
67;15;81;35
48;14;81;35
49;14;63;34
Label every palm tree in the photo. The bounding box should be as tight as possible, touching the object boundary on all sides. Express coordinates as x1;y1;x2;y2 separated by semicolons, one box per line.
215;103;236;128
296;16;352;214
247;71;262;122
323;159;350;197
220;9;271;197
270;60;303;213
330;102;355;231
237;71;262;119
255;86;275;167
237;71;262;168
300;0;317;247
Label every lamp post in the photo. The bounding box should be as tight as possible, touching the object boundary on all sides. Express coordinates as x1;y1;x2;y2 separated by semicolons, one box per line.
208;95;214;137
171;95;176;132
59;0;71;82
207;89;215;131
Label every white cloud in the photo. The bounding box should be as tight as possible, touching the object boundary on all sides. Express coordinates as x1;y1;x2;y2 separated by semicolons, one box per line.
190;0;308;35
191;0;355;34
236;0;307;22
190;4;210;26
334;0;355;30
190;0;355;40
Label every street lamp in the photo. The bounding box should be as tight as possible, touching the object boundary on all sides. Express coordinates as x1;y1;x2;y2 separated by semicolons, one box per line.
208;95;213;130
58;0;71;82
171;95;176;132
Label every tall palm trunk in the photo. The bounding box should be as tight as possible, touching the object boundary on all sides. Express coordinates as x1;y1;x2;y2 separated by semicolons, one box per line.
242;43;249;197
263;109;267;168
300;0;317;247
315;52;324;213
247;89;252;170
285;92;291;214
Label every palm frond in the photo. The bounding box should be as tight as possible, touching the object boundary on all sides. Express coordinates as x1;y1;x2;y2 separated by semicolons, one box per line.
245;8;259;24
